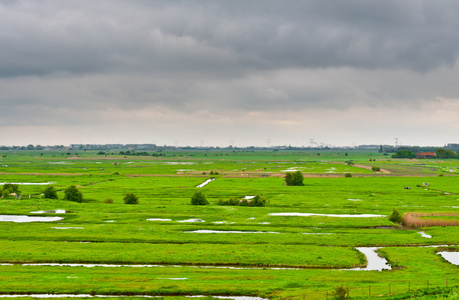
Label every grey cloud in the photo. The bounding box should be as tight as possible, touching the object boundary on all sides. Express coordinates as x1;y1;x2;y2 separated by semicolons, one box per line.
1;0;459;79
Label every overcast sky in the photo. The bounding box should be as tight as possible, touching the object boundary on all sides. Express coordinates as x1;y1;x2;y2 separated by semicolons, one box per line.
1;0;459;147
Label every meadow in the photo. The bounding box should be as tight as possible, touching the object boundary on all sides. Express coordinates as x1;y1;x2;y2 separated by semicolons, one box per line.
0;149;458;299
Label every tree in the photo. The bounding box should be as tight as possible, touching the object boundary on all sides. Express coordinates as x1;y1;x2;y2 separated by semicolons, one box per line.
191;191;209;205
436;148;456;159
43;185;58;199
64;185;83;203
123;192;139;204
285;171;304;186
389;208;403;224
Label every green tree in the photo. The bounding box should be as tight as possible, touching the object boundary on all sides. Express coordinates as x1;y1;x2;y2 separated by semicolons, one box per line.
392;150;415;159
43;185;58;199
436;148;456;159
285;171;304;186
64;185;83;203
123;192;139;204
389;208;403;224
191;191;209;205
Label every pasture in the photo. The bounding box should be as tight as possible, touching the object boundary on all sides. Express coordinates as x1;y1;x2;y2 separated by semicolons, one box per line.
0;149;458;299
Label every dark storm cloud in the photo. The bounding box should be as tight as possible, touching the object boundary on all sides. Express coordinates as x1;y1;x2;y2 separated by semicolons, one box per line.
2;1;459;146
1;0;459;79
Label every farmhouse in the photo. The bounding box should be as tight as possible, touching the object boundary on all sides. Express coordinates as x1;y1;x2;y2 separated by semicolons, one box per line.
416;152;436;159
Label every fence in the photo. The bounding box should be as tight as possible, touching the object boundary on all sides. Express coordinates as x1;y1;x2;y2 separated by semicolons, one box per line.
279;278;459;299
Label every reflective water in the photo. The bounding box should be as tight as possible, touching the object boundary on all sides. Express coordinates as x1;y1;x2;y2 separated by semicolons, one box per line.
0;295;266;300
0;182;53;185
351;247;391;271
185;230;280;234
0;215;63;223
177;218;205;223
31;210;66;214
196;178;215;188
269;212;385;218
418;231;432;238
438;252;459;265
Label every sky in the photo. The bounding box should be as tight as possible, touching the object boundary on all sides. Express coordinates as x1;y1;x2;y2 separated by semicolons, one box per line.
1;0;459;147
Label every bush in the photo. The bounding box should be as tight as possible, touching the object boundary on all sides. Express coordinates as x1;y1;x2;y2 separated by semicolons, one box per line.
1;183;20;195
43;185;58;199
123;193;139;204
389;208;403;224
104;198;114;204
217;195;267;207
332;285;349;299
191;191;209;205
371;166;381;172
64;185;83;203
344;173;352;178
285;171;304;186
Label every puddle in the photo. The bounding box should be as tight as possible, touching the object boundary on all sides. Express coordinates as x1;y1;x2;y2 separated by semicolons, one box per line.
244;196;255;200
0;182;53;186
0;215;63;223
258;222;270;225
185;230;280;234
51;227;84;230
301;233;333;235
0;295;266;300
347;199;362;201
163;162;195;165
147;218;172;221
31;210;66;214
158;277;188;280
438;252;459;265
104;220;114;223
351;247;391;271
177;219;205;223
7;262;299;271
269;212;385;218
196;178;215;188
212;221;235;224
418;231;432;238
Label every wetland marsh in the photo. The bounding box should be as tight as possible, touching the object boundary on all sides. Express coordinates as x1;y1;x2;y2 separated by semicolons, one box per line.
0;149;458;299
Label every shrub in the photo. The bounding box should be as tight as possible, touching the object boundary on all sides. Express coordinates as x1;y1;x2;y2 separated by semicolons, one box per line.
191;191;209;205
123;193;139;204
389;208;403;224
371;166;381;172
285;171;304;186
64;185;83;203
2;183;20;195
104;198;114;204
43;185;58;199
344;173;352;178
332;285;349;299
217;195;267;207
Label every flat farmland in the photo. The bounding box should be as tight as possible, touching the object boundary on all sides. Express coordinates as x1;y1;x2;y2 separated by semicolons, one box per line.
0;150;458;299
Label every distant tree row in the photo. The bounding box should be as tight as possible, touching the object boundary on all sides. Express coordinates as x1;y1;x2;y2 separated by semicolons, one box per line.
392;148;459;159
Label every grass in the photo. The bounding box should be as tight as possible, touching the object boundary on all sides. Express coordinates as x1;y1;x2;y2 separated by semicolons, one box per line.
0;149;459;298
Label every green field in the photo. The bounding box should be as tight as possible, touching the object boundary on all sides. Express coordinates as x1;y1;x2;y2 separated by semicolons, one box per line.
0;149;458;299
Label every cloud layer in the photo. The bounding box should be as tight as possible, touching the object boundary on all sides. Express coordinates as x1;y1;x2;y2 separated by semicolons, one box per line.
1;0;459;146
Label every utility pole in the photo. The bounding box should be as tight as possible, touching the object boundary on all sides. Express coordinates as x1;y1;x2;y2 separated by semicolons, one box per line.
309;139;315;148
266;138;270;148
